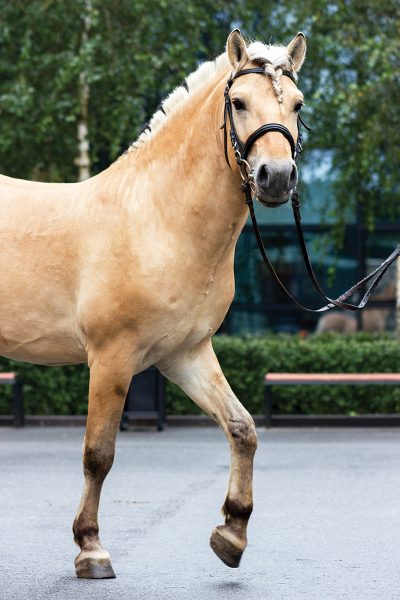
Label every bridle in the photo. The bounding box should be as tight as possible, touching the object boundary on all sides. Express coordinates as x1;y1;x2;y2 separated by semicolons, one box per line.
222;66;305;173
222;66;400;313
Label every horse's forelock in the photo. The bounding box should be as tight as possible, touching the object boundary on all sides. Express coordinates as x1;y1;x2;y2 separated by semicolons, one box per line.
247;42;293;72
247;42;296;104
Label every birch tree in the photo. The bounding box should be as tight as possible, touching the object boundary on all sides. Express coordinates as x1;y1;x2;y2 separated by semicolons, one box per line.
75;0;93;181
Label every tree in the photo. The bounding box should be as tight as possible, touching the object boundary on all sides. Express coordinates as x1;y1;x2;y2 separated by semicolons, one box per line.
0;0;234;180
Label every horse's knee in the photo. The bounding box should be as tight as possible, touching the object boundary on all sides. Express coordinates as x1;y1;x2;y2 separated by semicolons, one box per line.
83;445;114;481
227;415;258;454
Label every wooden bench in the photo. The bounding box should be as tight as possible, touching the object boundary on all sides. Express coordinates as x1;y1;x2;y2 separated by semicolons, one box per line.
264;373;400;427
0;373;24;428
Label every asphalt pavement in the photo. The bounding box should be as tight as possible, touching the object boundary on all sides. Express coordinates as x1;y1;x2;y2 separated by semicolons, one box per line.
0;425;399;600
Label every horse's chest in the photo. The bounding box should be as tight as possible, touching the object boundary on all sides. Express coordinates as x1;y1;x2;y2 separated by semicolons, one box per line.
155;272;232;333
128;269;234;367
82;242;235;366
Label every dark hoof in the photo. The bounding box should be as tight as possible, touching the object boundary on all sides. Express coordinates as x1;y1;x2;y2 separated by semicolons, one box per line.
210;527;245;568
75;557;116;579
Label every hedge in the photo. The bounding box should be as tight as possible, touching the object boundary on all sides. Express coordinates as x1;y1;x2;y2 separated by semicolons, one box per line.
0;333;399;416
168;333;400;415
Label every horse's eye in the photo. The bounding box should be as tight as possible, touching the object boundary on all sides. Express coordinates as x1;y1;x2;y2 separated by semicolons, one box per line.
294;102;304;113
233;98;246;111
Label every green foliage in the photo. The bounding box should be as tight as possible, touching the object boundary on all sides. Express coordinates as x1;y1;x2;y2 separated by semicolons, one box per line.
238;0;400;228
0;360;89;416
1;334;399;416
0;0;234;180
294;0;400;228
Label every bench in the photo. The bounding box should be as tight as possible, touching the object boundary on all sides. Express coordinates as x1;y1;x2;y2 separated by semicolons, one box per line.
264;373;400;427
0;373;24;428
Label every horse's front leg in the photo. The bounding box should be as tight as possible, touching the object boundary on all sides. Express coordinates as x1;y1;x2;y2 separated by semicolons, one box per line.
159;339;258;568
73;343;134;579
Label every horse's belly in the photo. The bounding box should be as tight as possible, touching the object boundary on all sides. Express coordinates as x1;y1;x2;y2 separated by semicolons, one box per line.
0;342;85;366
0;195;87;365
0;313;86;366
0;262;85;365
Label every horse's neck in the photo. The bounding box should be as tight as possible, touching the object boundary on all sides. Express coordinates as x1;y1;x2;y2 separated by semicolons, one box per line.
106;73;248;263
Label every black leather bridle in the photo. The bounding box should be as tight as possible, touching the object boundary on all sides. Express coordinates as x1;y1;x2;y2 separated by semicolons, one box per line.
222;66;400;313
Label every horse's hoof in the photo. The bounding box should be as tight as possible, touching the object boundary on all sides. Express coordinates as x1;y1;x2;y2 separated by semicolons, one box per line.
210;526;246;568
75;557;116;579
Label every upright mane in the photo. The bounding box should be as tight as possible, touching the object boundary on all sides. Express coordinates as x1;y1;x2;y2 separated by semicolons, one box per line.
127;40;294;153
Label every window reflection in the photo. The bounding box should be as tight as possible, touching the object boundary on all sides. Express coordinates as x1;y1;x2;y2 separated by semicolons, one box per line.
229;225;398;335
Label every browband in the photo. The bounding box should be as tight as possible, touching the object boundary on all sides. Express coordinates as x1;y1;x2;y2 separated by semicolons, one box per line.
231;67;297;85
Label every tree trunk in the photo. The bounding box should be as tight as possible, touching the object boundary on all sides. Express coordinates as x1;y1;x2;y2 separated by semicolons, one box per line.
75;0;92;181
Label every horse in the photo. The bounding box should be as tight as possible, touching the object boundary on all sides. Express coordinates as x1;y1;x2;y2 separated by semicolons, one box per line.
0;30;307;578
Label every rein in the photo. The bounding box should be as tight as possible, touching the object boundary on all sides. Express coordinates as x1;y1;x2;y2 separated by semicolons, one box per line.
222;67;400;313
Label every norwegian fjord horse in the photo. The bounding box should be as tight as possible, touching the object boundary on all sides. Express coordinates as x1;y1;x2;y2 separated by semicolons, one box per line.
0;30;306;577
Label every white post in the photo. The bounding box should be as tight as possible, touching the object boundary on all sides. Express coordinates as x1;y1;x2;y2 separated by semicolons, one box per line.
75;0;92;181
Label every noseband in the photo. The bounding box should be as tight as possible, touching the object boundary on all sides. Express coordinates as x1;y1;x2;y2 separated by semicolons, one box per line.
222;67;400;313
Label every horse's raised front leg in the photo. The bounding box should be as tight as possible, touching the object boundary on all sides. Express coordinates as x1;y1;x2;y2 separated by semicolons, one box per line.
159;339;257;568
73;344;134;579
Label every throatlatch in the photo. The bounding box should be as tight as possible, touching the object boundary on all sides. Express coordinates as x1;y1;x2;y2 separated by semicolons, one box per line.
222;67;400;313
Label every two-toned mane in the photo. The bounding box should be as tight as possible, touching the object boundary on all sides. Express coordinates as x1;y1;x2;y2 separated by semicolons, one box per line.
128;37;300;153
0;31;306;578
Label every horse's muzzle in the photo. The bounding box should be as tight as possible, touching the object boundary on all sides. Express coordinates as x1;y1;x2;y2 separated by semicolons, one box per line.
256;159;297;206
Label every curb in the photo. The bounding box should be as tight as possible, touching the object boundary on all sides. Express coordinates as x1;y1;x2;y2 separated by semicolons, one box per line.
1;414;400;427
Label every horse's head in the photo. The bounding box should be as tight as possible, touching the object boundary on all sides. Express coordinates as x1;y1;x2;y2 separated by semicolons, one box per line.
225;30;306;207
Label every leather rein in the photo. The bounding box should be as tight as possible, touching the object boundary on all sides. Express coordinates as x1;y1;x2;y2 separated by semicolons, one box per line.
222;66;400;313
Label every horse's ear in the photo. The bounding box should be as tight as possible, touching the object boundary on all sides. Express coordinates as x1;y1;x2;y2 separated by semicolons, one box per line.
227;29;249;73
287;32;306;72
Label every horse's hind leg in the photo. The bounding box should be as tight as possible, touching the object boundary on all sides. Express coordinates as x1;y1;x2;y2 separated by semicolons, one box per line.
159;339;257;568
73;345;134;579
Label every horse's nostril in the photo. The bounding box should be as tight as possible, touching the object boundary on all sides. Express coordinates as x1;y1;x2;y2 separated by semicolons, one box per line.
289;164;297;188
257;164;269;187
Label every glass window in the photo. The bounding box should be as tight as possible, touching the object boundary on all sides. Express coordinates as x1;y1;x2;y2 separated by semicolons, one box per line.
235;226;359;303
231;225;361;334
226;175;399;336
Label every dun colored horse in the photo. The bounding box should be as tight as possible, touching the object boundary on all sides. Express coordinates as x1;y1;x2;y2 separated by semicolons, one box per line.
0;30;307;578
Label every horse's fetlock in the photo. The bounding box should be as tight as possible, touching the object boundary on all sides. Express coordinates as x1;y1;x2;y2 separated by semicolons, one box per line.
73;516;99;545
223;496;253;521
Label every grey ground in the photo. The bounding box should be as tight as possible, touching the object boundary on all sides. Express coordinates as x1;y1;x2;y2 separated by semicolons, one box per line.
1;426;399;600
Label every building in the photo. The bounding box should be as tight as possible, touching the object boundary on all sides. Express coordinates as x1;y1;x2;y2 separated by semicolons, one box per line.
225;178;398;335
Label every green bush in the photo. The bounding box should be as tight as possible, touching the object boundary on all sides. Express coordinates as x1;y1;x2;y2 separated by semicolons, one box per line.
167;333;400;415
0;362;89;416
1;333;399;416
